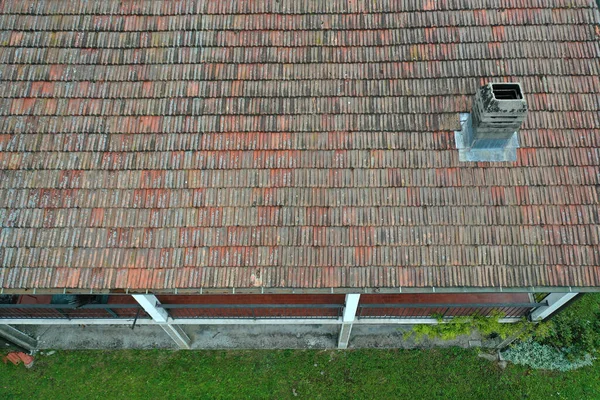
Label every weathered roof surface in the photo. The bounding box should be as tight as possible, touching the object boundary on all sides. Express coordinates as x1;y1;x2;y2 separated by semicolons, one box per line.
1;0;600;292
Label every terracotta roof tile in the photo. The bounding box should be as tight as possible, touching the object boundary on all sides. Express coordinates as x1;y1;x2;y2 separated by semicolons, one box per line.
1;0;600;291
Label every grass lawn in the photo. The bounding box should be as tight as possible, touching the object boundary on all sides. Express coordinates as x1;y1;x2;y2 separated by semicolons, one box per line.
1;347;598;400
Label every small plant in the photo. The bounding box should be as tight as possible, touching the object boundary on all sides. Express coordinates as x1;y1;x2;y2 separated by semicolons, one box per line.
407;316;473;342
404;311;545;342
502;340;594;372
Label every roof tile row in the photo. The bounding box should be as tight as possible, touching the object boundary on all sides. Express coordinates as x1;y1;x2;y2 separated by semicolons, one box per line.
2;9;598;31
3;95;599;118
1;0;594;15
3;61;599;83
2;245;599;268
2;265;599;290
2;205;598;228
3;225;598;248
2;26;598;48
0;114;468;133
2;149;599;171
3;42;599;65
2;130;599;153
3;76;599;99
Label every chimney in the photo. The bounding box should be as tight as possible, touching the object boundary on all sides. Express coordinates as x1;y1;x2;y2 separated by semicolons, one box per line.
455;82;528;162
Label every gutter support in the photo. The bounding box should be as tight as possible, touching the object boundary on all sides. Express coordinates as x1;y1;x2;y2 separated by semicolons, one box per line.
337;293;360;349
530;293;579;321
132;295;191;349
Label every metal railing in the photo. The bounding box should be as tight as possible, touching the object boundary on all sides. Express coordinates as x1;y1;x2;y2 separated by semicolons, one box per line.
0;301;547;322
357;302;547;320
0;303;149;320
159;303;344;319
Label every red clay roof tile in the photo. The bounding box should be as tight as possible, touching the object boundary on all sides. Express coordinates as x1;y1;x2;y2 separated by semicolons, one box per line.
1;0;600;291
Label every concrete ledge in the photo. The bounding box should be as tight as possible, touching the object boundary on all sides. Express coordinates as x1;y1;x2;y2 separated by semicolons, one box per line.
0;318;340;325
352;317;522;325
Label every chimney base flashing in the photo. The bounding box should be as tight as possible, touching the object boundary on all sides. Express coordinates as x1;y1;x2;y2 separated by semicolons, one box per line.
455;113;519;162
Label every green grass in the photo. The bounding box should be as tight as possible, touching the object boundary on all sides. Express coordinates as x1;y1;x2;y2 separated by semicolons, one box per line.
1;348;599;400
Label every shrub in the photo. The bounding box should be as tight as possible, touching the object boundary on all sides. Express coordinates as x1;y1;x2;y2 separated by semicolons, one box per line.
501;294;600;370
502;340;594;372
405;311;545;342
407;316;473;342
537;294;600;359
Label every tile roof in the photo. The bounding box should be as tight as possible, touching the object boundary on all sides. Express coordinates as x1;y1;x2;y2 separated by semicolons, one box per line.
1;0;600;292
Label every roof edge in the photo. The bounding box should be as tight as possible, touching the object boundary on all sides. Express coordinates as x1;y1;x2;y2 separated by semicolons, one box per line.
2;265;599;293
2;286;599;296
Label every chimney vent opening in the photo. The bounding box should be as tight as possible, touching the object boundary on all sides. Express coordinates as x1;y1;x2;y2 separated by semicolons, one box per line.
491;83;523;100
